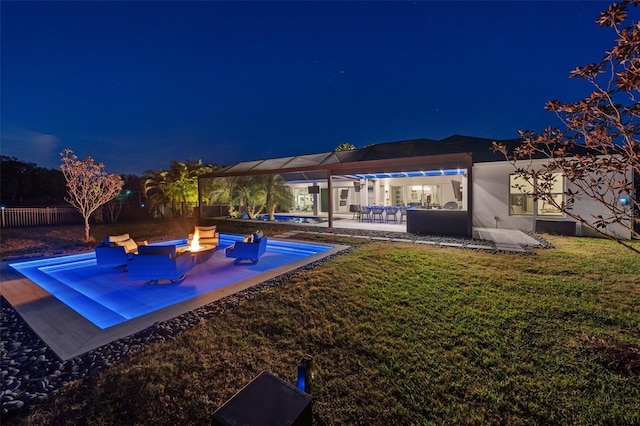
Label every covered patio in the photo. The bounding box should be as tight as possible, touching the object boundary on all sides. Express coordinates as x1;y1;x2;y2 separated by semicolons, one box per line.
198;138;477;237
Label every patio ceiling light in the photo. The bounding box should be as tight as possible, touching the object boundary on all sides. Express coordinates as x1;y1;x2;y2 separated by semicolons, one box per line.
353;169;465;179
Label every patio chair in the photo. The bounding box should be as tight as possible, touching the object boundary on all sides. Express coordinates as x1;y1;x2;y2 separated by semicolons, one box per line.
370;207;384;223
188;225;219;248
225;230;268;264
95;234;148;270
128;244;196;284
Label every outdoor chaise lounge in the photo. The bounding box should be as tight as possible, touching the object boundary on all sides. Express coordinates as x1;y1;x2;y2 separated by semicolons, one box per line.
128;244;196;284
187;225;219;248
225;230;267;264
95;233;148;269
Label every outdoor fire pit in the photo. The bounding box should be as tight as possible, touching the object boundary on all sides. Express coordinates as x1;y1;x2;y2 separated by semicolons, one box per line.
177;244;215;263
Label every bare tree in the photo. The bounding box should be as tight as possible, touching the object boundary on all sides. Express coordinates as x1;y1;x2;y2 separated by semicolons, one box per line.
60;149;124;242
105;191;126;223
493;0;640;253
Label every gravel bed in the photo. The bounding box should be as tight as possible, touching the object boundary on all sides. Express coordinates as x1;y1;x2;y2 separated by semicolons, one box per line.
1;228;550;419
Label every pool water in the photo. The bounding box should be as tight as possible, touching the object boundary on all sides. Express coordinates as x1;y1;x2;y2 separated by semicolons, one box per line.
9;235;332;329
257;214;327;223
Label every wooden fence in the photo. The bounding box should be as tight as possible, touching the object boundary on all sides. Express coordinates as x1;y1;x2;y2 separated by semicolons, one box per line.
0;207;83;228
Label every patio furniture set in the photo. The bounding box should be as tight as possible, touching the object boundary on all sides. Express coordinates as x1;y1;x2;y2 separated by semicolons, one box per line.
95;226;267;284
353;203;460;225
355;205;411;224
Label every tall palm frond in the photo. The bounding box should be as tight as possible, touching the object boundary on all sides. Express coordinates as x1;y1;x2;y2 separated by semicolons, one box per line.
236;176;266;219
257;174;293;220
206;176;242;215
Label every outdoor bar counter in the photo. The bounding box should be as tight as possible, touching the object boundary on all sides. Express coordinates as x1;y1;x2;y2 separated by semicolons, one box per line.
406;208;471;238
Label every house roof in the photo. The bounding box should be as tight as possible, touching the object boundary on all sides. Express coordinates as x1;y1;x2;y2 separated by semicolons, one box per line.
200;135;521;181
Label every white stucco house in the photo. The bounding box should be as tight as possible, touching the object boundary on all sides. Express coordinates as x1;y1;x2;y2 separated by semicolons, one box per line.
198;135;638;239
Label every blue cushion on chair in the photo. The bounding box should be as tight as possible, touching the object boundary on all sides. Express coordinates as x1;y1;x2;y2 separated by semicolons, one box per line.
253;230;264;241
137;244;177;258
95;244;130;269
128;244;194;283
226;235;268;264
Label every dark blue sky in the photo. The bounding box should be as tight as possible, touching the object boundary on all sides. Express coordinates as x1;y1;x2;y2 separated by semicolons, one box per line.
1;1;617;175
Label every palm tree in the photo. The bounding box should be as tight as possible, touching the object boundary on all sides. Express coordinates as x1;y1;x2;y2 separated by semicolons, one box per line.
166;161;195;217
142;169;171;218
236;176;265;219
206;176;242;216
256;174;293;220
144;159;218;218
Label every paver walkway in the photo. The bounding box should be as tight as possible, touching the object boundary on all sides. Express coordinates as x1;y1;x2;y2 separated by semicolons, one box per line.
277;227;544;253
474;227;543;253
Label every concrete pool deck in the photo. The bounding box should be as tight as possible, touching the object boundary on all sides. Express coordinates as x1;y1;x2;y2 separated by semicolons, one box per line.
0;238;348;360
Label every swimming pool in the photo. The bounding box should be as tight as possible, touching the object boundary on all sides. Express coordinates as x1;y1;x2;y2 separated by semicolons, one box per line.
257;214;327;223
9;234;333;330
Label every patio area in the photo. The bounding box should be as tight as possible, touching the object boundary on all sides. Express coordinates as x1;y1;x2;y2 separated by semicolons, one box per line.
1;237;348;360
236;213;544;252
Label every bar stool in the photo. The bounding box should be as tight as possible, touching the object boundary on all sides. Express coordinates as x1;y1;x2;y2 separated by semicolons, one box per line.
371;207;384;223
349;204;360;220
399;207;407;224
359;206;371;222
386;207;398;224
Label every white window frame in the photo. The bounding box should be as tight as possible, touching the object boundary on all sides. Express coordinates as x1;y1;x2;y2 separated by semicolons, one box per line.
509;173;564;217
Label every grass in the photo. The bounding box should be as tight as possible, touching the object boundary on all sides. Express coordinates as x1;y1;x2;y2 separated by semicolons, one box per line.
3;221;640;425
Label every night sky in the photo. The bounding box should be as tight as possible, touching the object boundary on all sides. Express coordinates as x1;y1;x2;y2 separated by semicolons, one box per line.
1;1;618;175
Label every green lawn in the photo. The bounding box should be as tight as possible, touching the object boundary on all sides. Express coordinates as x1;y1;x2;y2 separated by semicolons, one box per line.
8;232;640;425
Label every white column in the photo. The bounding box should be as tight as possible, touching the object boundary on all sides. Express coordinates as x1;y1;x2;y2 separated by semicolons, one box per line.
373;180;380;205
360;179;367;206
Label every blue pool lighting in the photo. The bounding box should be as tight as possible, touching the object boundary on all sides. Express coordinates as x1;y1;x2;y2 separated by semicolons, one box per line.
258;214;326;223
9;234;332;330
353;168;465;180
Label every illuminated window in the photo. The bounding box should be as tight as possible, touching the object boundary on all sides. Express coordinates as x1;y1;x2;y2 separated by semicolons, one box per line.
537;173;563;216
509;173;564;216
509;174;533;215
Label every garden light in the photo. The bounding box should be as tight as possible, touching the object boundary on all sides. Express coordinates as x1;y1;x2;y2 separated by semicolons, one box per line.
296;355;313;394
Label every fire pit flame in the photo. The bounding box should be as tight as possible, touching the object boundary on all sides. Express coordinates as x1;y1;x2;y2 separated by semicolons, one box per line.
189;230;202;251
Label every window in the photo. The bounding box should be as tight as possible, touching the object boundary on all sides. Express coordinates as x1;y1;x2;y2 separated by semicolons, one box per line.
509;175;534;215
537;173;563;215
509;173;563;216
407;184;439;207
